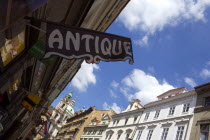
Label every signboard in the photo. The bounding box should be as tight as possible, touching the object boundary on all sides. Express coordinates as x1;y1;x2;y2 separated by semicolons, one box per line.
28;39;57;65
44;22;134;64
22;94;41;111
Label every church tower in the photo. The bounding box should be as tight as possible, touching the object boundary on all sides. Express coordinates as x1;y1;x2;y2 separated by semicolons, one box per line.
48;91;75;138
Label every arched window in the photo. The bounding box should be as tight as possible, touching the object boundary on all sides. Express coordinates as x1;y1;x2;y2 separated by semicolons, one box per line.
54;113;58;119
61;104;65;108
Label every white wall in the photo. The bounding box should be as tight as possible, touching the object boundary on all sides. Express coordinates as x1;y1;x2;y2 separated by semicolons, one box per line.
133;92;197;140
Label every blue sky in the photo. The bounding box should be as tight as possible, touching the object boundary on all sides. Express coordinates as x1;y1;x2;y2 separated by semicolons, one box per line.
52;0;210;113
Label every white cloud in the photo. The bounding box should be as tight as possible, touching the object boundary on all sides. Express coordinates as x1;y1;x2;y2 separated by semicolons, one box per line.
103;102;122;113
135;35;149;47
121;69;175;105
200;69;210;79
110;89;118;98
207;61;210;66
111;80;119;88
184;77;197;88
119;0;210;34
71;62;99;92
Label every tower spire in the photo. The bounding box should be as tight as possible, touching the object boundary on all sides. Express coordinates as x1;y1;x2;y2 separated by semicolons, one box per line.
65;91;74;100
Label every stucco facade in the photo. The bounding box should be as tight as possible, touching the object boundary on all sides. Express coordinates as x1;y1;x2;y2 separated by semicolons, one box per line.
133;88;197;140
189;83;210;140
57;107;115;140
101;99;144;140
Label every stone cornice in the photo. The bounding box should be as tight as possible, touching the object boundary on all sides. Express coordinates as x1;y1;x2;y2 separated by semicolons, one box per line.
145;90;196;108
112;109;144;118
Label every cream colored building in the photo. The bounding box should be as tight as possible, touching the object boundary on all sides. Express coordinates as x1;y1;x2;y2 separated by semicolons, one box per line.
80;113;114;140
133;88;197;140
57;107;116;140
48;92;75;138
101;99;144;140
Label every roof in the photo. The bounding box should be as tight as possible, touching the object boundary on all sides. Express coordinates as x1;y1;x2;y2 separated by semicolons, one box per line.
157;87;187;99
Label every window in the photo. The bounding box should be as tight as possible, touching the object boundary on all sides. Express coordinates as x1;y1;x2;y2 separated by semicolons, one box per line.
61;104;65;108
200;124;209;140
126;133;130;139
93;130;97;135
182;103;190;113
83;130;87;135
154;110;160;119
161;128;169;140
54;113;58;119
117;120;120;125
105;134;109;139
0;31;25;67
87;130;92;135
125;118;129;125
168;107;175;116
146;130;153;140
98;130;103;135
136;130;142;140
113;120;116;126
109;134;113;139
117;134;121;139
134;116;138;123
205;97;210;107
175;126;184;140
144;112;150;121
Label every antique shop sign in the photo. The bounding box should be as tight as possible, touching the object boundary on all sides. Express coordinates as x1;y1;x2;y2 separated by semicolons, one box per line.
44;22;134;64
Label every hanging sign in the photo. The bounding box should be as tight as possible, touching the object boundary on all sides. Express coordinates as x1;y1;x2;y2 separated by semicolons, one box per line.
22;94;41;111
43;22;134;64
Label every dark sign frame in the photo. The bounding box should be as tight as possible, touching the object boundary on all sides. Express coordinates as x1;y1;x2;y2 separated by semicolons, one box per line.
44;21;134;64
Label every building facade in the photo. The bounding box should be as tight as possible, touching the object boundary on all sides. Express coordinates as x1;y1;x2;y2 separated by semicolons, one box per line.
48;92;75;138
101;99;144;140
57;107;115;140
80;113;113;140
133;88;197;140
189;83;210;140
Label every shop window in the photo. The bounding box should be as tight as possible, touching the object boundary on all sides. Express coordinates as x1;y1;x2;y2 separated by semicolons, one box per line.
205;97;210;107
200;124;209;140
0;31;25;67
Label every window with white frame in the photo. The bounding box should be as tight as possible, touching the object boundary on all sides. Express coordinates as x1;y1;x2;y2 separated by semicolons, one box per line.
125;118;129;125
146;130;153;140
144;112;150;121
117;133;121;140
161;128;169;140
182;103;190;113
168;107;175;116
175;126;185;140
154;110;160;119
136;130;142;140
